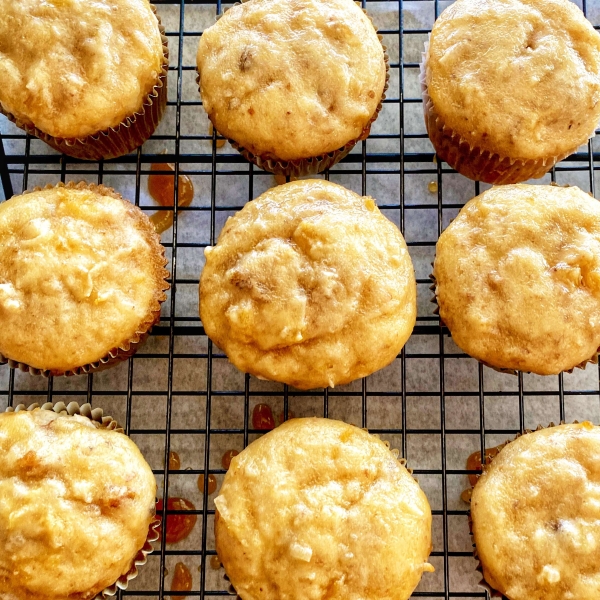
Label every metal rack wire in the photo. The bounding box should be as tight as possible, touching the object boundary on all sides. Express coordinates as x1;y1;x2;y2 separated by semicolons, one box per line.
1;1;600;599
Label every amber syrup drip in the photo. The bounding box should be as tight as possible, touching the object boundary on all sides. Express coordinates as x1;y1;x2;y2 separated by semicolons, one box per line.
465;445;502;487
168;451;181;471
156;497;197;544
171;562;193;600
198;473;218;495
252;403;275;430
221;449;239;470
148;162;194;234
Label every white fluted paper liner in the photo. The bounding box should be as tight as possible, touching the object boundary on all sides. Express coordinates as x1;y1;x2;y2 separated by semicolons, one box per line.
3;401;161;600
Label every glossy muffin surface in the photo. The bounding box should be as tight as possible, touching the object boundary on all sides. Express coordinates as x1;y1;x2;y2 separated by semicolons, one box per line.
426;0;600;161
0;183;168;373
434;184;600;375
215;418;433;600
472;423;600;600
196;0;386;160
200;180;416;389
0;0;164;139
0;409;156;600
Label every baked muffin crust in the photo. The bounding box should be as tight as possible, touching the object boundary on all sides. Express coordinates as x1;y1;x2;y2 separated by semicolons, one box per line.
472;423;600;600
434;184;600;375
196;0;386;161
215;418;433;600
0;409;156;600
0;183;168;373
426;0;600;162
200;180;416;389
0;0;164;139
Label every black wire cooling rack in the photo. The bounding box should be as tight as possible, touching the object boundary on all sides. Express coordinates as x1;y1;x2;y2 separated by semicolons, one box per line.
1;1;600;599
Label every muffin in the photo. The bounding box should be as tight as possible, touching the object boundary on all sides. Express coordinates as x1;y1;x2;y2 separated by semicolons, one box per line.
0;0;168;160
433;184;600;375
0;181;170;376
422;0;600;184
471;422;600;600
196;0;387;176
215;418;434;600
0;404;157;600
199;180;416;389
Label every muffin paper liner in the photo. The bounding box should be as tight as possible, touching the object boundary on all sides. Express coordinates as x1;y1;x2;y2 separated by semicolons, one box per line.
219;431;423;597
464;421;585;600
0;181;170;377
197;6;389;177
0;5;169;161
420;39;595;185
428;270;599;376
3;401;160;600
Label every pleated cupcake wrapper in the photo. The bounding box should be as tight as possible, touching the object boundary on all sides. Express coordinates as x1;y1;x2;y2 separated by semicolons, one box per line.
220;431;417;598
3;401;161;600
428;270;600;376
0;331;152;378
0;5;169;161
197;5;389;177
0;181;170;378
420;39;595;185
465;421;588;600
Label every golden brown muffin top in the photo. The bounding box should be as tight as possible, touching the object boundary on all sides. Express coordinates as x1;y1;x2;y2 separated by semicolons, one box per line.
196;0;386;161
472;423;600;600
0;183;168;373
426;0;600;161
434;184;600;375
0;0;164;139
200;180;416;389
0;409;156;600
215;418;433;600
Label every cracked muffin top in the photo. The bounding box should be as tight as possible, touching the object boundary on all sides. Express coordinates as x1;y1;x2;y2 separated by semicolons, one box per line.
472;422;600;600
434;184;600;375
199;179;416;389
215;418;433;600
425;0;600;161
196;0;386;160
